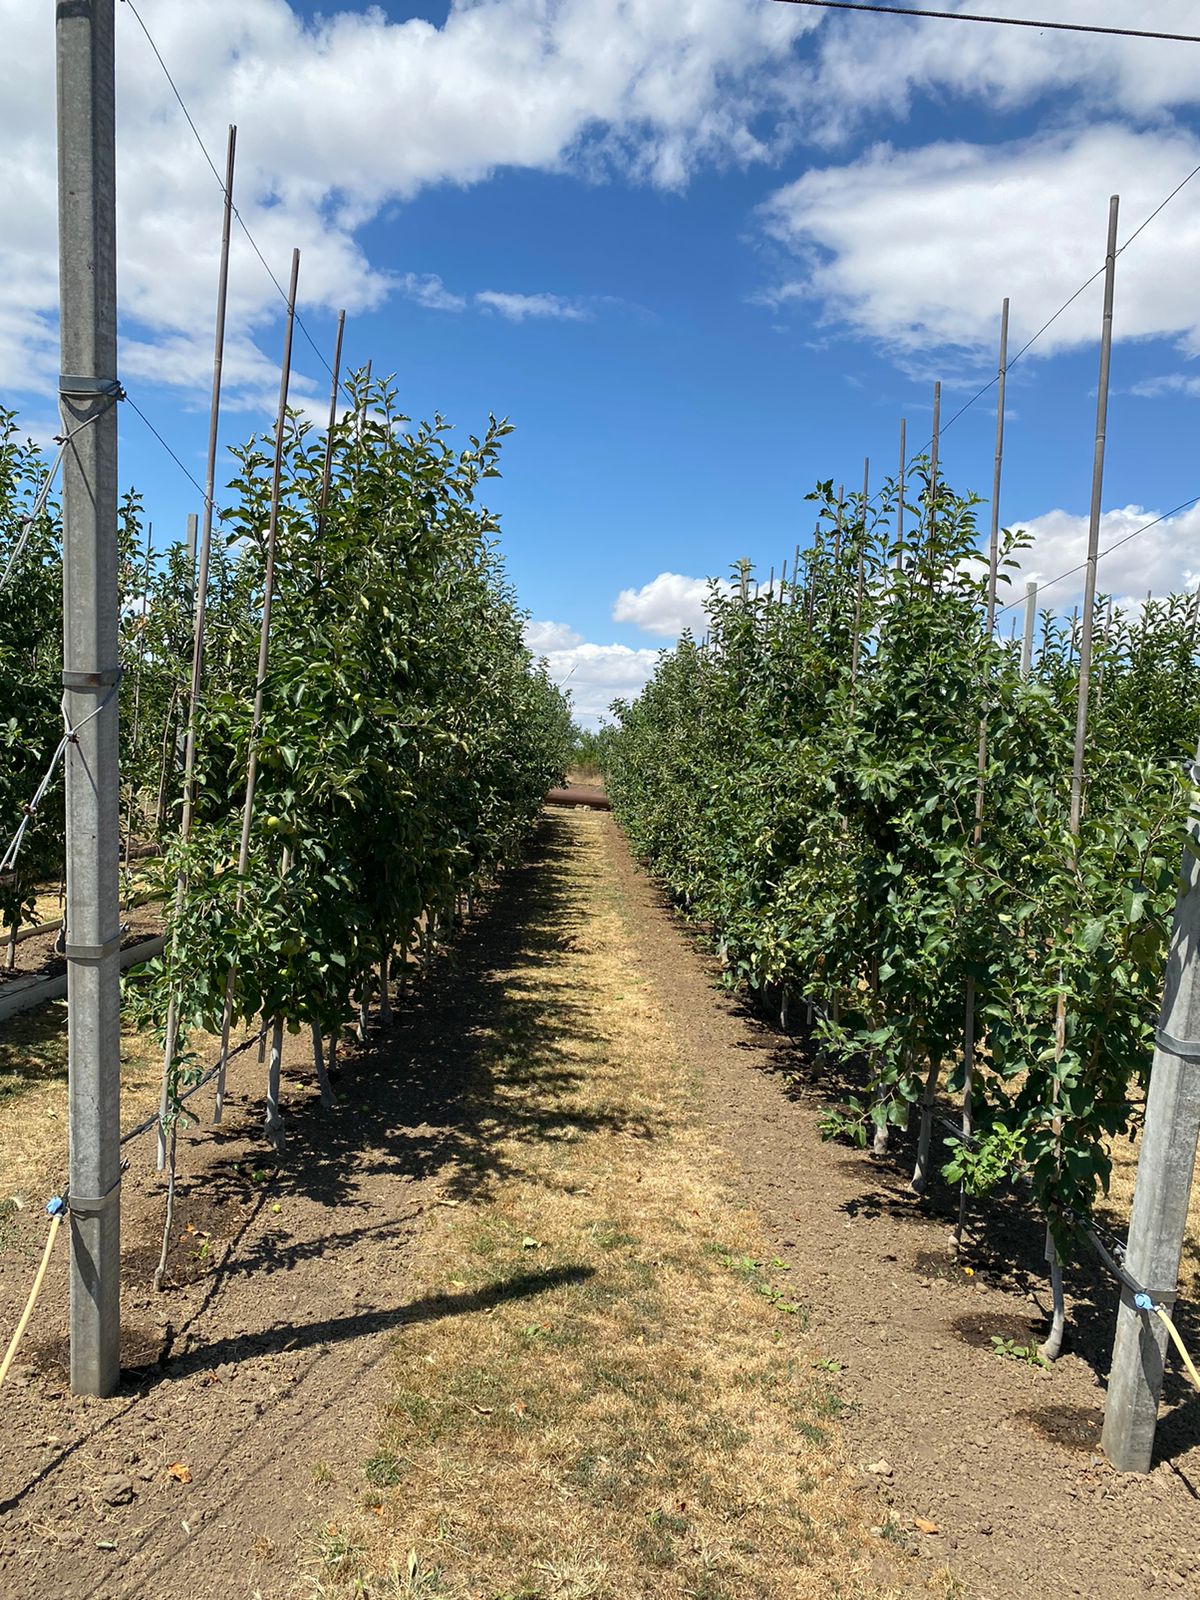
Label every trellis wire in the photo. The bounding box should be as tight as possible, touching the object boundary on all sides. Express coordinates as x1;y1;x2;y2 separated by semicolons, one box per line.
0;678;122;878
0;402;120;594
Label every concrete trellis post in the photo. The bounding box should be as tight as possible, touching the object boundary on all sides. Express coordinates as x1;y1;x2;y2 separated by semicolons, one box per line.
57;0;123;1397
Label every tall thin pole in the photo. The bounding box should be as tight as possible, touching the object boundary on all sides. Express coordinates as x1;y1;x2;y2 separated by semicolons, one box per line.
959;302;1009;1246
156;125;237;1169
928;382;941;578
896;417;906;568
215;249;300;1127
1103;737;1200;1471
851;457;868;685
123;519;153;886
58;0;122;1398
985;301;1009;639
1070;195;1120;837
315;308;346;580
1043;196;1120;1365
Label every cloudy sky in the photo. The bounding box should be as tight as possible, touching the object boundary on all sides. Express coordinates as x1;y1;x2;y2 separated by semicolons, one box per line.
7;2;1200;723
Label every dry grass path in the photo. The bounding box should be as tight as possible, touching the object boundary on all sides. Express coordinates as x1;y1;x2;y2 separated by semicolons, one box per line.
0;809;915;1600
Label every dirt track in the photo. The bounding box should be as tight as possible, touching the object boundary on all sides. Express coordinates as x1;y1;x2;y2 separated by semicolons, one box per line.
0;809;1197;1598
602;817;1200;1600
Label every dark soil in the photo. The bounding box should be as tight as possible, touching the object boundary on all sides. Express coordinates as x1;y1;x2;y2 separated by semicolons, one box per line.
0;906;161;987
601;815;1200;1600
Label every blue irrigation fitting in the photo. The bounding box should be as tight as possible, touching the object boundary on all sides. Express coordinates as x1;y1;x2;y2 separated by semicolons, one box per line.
1134;1292;1155;1313
45;1195;66;1218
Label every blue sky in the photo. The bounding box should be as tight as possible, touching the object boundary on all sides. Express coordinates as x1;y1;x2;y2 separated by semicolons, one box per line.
6;2;1200;721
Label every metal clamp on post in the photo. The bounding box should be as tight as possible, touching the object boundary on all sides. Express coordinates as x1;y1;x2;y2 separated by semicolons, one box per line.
63;931;124;965
1155;1027;1200;1062
68;1175;122;1218
61;668;121;692
58;375;124;401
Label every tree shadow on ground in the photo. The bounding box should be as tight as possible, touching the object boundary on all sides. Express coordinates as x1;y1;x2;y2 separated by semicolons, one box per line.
636;867;1200;1466
129;809;657;1352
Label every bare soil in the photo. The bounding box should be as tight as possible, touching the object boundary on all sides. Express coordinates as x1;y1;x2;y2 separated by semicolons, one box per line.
0;986;449;1598
601;816;1200;1600
0;808;1196;1600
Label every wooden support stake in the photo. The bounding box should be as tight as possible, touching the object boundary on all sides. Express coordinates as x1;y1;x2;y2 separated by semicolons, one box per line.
214;249;301;1128
1043;194;1120;1364
155;125;237;1166
958;300;1009;1246
896;416;906;568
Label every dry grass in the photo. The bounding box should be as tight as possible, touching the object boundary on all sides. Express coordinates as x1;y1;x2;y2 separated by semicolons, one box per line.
1103;1115;1200;1301
305;811;920;1600
0;1003;255;1222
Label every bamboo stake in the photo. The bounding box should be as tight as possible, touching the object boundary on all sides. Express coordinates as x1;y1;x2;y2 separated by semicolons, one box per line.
214;248;301;1128
957;301;1009;1246
851;457;868;687
123;520;154;886
314;308;346;588
927;381;941;587
896;417;906;569
153;686;179;835
1043;194;1120;1364
157;127;238;1168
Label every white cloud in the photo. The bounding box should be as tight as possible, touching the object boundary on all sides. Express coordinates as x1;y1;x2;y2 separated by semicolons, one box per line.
531;634;662;727
475;291;590;323
1130;373;1200;400
525;619;584;652
0;0;818;405
399;274;468;314
612;571;723;636
797;1;1200;141
759;124;1200;358
1001;503;1200;613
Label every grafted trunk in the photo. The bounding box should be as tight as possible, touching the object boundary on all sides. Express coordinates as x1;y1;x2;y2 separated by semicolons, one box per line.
911;1055;942;1194
264;1017;285;1150
312;1024;337;1109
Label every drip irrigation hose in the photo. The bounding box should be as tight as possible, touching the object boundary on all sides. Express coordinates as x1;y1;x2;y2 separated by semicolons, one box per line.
1147;1303;1200;1392
0;1198;66;1392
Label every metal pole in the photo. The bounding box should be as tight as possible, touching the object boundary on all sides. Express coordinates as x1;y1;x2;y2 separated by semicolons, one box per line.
1020;581;1038;678
1070;195;1120;837
156;125;237;1167
215;249;300;1124
58;0;121;1398
1103;738;1200;1471
184;512;198;603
